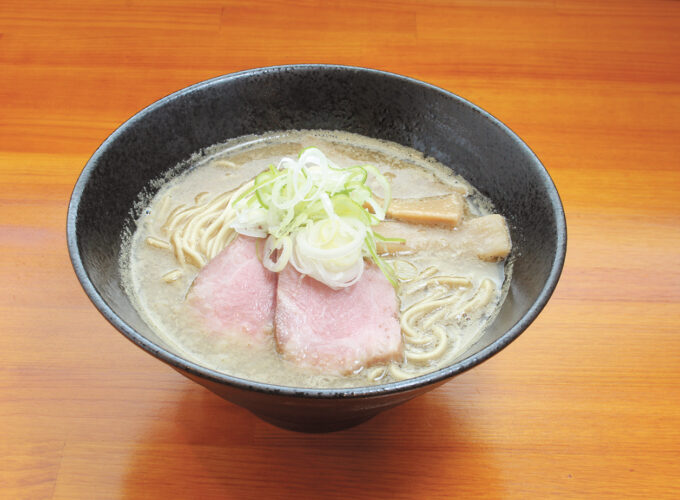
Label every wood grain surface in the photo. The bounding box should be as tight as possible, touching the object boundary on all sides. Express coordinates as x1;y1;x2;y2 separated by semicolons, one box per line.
1;1;679;498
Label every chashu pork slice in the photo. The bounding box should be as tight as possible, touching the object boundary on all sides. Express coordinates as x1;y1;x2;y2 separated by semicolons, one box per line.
275;263;403;374
186;236;277;348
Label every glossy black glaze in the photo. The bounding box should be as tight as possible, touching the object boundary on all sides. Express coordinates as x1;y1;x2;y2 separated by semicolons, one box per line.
67;65;566;432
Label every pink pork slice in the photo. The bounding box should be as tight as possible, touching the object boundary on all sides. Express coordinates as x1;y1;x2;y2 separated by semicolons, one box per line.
186;236;276;348
275;264;403;374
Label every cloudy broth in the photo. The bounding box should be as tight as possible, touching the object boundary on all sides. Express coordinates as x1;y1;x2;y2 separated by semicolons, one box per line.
123;130;511;388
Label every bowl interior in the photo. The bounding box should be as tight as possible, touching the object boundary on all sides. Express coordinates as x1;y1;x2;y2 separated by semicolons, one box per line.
68;65;565;394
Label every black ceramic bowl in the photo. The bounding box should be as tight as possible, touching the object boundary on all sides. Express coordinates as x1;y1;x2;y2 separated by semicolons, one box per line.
67;65;566;432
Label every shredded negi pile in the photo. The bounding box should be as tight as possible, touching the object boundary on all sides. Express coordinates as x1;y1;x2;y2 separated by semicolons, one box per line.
229;147;401;288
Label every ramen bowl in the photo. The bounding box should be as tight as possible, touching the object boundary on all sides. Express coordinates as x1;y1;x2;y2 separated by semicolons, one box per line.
67;65;566;432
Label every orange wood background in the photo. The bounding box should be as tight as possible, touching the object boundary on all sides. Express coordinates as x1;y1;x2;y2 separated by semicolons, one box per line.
1;1;679;498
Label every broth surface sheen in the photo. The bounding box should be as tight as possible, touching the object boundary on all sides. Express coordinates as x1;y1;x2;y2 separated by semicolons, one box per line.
123;130;511;388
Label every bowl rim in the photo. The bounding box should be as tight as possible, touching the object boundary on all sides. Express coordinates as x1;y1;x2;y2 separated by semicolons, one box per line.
67;63;567;399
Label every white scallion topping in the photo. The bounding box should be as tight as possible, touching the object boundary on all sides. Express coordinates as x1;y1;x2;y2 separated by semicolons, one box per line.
229;147;398;289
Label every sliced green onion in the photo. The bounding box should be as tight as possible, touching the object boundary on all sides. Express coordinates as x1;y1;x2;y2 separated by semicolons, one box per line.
373;231;406;243
230;147;400;289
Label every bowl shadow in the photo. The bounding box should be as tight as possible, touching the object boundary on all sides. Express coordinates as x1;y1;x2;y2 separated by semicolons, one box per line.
122;382;500;499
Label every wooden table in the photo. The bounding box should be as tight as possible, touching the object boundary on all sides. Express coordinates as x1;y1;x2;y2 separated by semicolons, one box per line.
2;1;678;498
